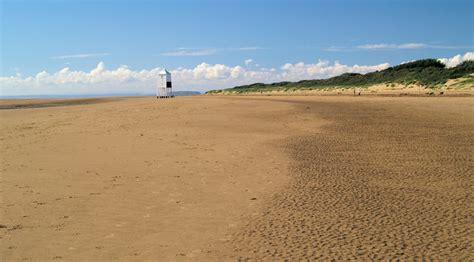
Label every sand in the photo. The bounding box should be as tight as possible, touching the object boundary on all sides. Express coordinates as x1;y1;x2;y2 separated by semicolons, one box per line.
211;80;473;96
1;95;472;260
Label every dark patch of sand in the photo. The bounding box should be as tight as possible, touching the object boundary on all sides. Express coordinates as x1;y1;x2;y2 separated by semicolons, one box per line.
0;98;119;110
230;96;473;260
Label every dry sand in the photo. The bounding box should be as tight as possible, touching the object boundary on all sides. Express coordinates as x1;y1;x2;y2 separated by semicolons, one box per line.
1;95;473;260
212;79;473;96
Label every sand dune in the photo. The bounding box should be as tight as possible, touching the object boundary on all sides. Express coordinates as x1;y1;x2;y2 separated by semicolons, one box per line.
1;96;472;260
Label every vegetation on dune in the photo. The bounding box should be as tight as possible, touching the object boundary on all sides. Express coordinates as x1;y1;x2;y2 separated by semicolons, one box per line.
451;75;474;88
206;59;474;94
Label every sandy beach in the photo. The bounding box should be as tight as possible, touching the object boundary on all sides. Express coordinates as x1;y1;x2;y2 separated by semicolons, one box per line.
1;95;473;260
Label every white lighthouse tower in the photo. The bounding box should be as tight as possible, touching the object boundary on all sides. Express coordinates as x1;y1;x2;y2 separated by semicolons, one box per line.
157;69;173;98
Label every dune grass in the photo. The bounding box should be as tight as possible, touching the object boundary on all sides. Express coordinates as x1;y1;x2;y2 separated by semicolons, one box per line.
207;60;474;94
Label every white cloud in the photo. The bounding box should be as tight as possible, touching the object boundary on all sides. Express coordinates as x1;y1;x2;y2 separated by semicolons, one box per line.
278;60;389;80
159;48;217;56
358;44;391;49
244;59;253;66
158;47;266;56
397;43;427;49
50;53;111;59
438;52;474;68
2;52;469;96
328;43;474;52
0;59;390;96
357;43;427;50
356;43;474;51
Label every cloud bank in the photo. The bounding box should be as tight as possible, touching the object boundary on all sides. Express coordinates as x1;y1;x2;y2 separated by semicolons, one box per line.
1;53;471;96
438;52;474;68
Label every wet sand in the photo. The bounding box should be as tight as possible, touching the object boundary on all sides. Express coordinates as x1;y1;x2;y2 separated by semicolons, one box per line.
1;96;472;260
0;98;117;110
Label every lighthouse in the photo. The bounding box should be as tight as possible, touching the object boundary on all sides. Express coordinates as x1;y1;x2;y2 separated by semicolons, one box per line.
157;69;173;98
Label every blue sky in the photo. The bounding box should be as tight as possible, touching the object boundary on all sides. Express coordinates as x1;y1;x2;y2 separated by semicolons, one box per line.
0;0;473;95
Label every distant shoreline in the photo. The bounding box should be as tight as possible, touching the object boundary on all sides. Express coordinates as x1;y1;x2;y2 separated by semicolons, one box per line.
0;97;118;110
0;91;201;100
2;90;472;110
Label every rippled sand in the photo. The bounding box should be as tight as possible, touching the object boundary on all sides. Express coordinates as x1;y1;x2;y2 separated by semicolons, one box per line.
1;96;472;260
